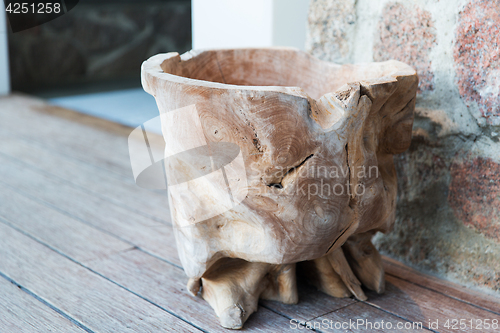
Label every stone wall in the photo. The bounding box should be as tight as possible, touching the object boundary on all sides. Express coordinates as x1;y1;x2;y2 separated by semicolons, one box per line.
8;1;191;92
308;0;500;295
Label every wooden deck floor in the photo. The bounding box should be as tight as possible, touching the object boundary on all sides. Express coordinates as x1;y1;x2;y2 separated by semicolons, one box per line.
0;94;499;333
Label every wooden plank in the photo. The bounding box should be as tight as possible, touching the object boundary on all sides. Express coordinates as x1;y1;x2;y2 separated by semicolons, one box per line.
260;283;356;322
88;249;301;332
0;136;170;224
0;185;131;263
0;155;181;266
365;275;500;333
383;256;500;315
0;95;138;177
313;302;428;332
0;223;200;333
0;277;87;333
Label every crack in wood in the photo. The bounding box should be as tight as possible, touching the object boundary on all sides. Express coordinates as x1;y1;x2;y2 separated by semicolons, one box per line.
267;153;314;188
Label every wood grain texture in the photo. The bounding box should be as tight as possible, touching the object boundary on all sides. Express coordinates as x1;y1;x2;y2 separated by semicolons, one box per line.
142;47;418;327
365;274;500;332
0;277;87;333
315;302;429;332
144;48;417;269
0;184;131;263
0;136;170;224
383;256;500;315
0;223;200;333
0;95;135;178
0;154;181;265
260;283;357;322
88;249;299;332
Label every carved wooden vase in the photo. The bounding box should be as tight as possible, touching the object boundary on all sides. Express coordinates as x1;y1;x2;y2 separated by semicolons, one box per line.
141;47;417;329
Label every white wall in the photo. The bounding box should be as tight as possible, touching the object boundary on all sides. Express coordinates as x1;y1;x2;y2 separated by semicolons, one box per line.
0;1;9;95
272;0;310;50
192;0;309;50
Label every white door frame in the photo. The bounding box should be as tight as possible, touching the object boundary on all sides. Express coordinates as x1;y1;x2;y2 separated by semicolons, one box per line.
192;0;309;50
0;1;10;96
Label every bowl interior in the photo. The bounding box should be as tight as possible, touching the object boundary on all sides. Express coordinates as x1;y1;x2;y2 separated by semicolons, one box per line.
159;48;409;99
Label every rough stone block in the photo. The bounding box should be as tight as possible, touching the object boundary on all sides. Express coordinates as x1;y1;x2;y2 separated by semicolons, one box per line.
449;156;500;242
374;3;436;93
306;0;356;64
454;0;500;126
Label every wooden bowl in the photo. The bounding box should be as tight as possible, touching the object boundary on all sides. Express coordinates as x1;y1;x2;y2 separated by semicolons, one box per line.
141;47;417;329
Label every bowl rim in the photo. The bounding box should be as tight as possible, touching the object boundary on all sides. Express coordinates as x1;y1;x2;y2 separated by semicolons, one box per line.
141;47;417;101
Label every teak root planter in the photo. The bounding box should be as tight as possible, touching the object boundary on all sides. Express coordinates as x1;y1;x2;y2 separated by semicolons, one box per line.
141;47;417;329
